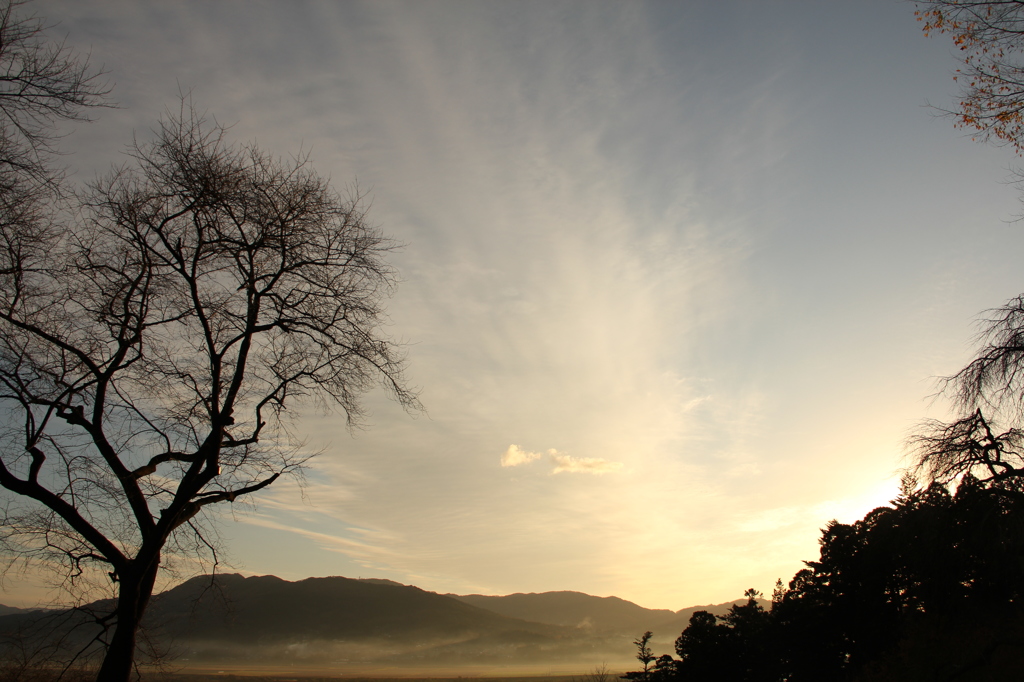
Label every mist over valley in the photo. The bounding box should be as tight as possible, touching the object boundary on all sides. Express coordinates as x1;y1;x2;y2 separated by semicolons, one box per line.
0;574;748;675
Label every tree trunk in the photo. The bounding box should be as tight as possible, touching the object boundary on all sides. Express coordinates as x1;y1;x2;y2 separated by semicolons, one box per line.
95;553;160;682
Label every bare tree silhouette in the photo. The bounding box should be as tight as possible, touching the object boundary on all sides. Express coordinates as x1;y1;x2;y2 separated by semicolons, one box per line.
0;101;418;680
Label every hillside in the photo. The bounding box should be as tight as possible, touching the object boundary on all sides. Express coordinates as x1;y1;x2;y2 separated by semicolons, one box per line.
450;591;676;635
0;604;35;617
450;591;758;640
145;573;564;641
0;574;752;671
0;575;623;669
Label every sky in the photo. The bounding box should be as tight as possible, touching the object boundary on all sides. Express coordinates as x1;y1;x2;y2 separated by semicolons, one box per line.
4;0;1024;613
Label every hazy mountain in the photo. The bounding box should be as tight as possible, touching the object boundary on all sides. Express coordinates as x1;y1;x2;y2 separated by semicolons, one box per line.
450;591;677;635
0;574;616;669
143;573;565;641
449;591;759;640
0;603;58;617
0;604;29;617
0;574;758;671
142;574;631;667
355;577;407;588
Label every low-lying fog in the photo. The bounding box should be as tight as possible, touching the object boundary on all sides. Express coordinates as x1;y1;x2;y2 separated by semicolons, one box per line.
171;633;637;675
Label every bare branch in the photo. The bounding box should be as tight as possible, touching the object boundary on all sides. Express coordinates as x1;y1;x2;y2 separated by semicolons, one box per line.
0;92;416;680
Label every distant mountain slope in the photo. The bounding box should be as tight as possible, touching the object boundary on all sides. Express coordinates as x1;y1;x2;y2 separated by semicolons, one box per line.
144;573;564;642
448;591;760;639
0;574;597;668
0;575;762;670
450;591;676;635
0;604;31;617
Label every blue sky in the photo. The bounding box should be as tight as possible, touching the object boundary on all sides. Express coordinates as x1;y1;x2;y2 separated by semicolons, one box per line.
5;0;1024;611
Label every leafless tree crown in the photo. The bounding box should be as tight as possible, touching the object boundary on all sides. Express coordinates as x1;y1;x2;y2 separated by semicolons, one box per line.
907;3;1024;495
0;0;108;190
911;297;1024;495
0;105;417;583
0;2;416;679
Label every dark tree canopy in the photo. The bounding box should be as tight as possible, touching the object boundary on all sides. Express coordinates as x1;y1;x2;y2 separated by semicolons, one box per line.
625;479;1024;682
614;7;1024;681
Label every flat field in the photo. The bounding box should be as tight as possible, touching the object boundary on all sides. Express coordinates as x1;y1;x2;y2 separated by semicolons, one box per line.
145;671;593;675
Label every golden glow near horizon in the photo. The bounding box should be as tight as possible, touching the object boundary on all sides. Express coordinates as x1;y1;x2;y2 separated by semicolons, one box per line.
3;0;1024;613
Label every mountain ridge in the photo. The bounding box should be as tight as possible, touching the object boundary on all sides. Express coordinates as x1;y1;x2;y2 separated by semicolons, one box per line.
0;573;753;670
448;590;678;635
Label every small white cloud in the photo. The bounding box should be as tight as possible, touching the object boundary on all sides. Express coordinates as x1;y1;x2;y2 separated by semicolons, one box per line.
550;452;623;475
503;445;623;475
501;444;543;467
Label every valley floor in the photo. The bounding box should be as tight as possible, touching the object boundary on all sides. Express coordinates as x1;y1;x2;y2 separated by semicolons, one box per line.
144;671;593;675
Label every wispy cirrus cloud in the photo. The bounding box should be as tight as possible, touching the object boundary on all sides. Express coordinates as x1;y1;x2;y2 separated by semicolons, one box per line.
501;445;622;475
20;0;1017;616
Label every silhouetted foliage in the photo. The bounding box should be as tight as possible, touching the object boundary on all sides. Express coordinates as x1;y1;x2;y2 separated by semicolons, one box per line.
621;631;653;682
673;610;727;680
624;478;1024;681
623;5;1024;679
666;590;775;682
